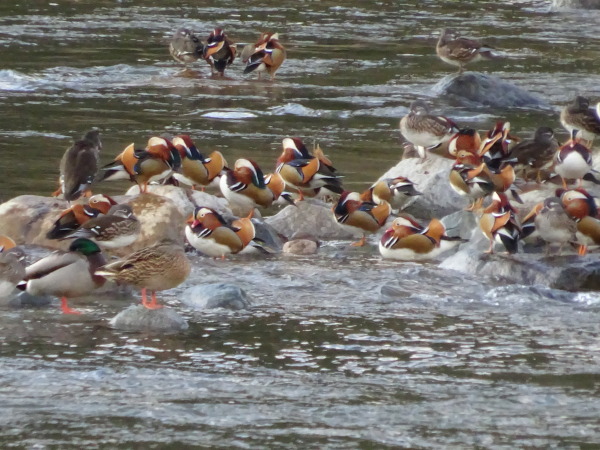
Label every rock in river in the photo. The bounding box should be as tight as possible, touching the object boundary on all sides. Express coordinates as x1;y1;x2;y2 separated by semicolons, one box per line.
110;304;189;332
181;283;252;310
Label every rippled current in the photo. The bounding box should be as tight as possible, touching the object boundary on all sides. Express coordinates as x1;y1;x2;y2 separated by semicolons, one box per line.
1;1;600;447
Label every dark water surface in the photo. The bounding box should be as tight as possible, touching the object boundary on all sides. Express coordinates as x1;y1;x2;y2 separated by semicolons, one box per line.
1;0;600;448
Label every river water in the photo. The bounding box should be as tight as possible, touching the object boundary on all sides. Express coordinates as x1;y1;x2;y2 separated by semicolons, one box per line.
1;0;600;448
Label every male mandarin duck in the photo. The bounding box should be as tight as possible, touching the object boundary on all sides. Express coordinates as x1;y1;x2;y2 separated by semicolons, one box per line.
360;176;421;210
95;240;191;310
479;192;521;254
522;197;577;255
275;137;343;199
399;100;459;158
333;191;392;246
171;135;226;189
220;158;274;215
243;32;286;80
554;137;593;188
17;238;106;314
185;206;255;258
436;28;495;73
379;215;462;261
264;172;295;206
557;188;600;255
448;150;494;211
560;96;600;145
46;194;117;240
203;28;236;76
447;128;482;158
169;28;204;65
512;127;559;182
60;204;140;249
0;236;25;298
98;136;181;193
58;129;102;202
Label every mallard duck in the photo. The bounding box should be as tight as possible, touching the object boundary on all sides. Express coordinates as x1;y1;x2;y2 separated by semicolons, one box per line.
171;135;226;189
512;127;559;182
399;100;459;158
46;194;117;240
479;192;521;254
58;129;102;201
243;32;286;80
169;28;204;65
95;240;191;309
203;28;236;76
436;28;495;73
185;207;255;258
560;96;600;145
333;191;391;246
17;238;106;314
0;236;25;298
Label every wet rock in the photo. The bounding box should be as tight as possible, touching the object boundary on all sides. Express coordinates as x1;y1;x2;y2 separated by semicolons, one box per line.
4;291;52;308
432;72;547;109
440;209;479;240
181;283;251;310
551;0;600;8
283;239;319;255
379;155;467;219
265;198;359;240
109;304;189;332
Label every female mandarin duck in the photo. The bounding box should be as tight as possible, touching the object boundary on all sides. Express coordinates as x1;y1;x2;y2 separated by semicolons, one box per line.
447;128;481;158
522;197;577;255
60;204;141;249
98;136;181;193
449;150;494;211
512;127;558;182
171;135;226;190
0;236;25;298
185;206;255;259
399;100;459;158
203;28;236;76
169;28;204;65
220;159;274;215
479;192;521;254
557;188;600;255
17;238;106;314
379;215;461;261
560;96;600;145
46;194;117;240
275;137;343;200
360;176;421;210
436;28;495;73
333;191;391;247
58;129;102;202
95;240;191;310
554;138;592;188
243;32;286;80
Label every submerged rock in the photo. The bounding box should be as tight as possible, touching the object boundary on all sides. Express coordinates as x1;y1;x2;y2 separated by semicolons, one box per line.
283;239;319;255
551;0;600;8
181;283;251;310
2;291;52;308
432;72;547;108
109;304;189;332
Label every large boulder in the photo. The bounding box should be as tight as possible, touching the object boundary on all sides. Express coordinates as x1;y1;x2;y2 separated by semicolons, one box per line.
432;72;548;109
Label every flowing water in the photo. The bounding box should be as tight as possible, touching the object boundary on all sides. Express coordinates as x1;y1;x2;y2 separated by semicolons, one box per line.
1;0;600;447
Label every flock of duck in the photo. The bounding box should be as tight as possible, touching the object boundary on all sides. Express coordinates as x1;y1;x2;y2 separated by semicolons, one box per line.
1;27;600;315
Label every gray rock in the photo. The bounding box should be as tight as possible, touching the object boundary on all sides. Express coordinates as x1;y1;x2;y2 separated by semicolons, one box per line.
283;239;319;255
551;0;600;8
2;291;52;308
181;283;251;310
109;304;188;332
432;72;548;109
265;198;359;240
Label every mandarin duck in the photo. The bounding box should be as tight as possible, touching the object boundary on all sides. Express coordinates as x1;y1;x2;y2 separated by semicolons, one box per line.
98;136;181;193
17;238;106;314
333;191;391;246
220;158;275;215
522;197;577;255
169;28;204;65
60;204;140;249
449;150;494;211
560;96;600;145
46;194;117;240
185;206;255;258
203;28;236;76
554;138;592;188
0;236;26;298
57;129;102;202
512;127;559;182
95;240;191;310
264;172;295;206
275;138;343;200
243;32;286;80
557;188;600;255
479;192;521;254
447;128;482;158
379;215;462;261
399;100;459;158
360;176;421;210
171;135;227;189
436;28;495;73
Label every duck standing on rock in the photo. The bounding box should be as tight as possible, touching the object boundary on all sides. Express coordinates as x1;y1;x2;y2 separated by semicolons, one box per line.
436;28;496;73
560;96;600;146
333;191;391;247
512;127;559;182
171;135;226;190
523;197;577;255
399;100;459;158
554;138;592;188
46;194;117;240
360;176;421;210
203;28;236;76
557;188;600;255
169;28;204;65
243;32;286;80
479;192;521;254
95;240;191;310
220;158;274;215
449;150;495;211
57;129;102;202
17;238;106;314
